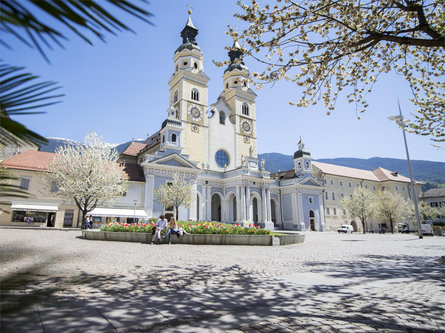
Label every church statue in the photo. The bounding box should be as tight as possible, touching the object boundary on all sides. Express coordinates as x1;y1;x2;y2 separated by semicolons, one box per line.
260;158;265;170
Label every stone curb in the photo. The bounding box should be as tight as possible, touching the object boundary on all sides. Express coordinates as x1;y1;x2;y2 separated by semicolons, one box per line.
81;230;305;246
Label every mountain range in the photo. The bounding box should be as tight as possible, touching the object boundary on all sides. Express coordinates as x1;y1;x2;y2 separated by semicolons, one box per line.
39;138;444;191
258;153;445;191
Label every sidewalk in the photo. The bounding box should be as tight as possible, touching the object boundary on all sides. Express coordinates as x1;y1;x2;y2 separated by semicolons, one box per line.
1;229;444;332
2;264;444;332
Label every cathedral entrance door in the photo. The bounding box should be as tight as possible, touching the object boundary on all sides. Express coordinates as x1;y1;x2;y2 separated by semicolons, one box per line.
211;194;222;222
271;200;276;224
309;210;316;231
252;197;259;223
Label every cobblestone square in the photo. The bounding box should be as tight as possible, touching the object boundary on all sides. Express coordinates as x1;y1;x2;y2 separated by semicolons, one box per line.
1;229;444;332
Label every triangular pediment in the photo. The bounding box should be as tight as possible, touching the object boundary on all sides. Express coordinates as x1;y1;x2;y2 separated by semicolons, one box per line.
298;177;323;187
149;153;198;169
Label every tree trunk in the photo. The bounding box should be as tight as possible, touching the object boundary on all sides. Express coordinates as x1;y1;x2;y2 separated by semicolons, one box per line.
361;220;366;234
175;206;179;221
390;218;394;234
81;210;86;229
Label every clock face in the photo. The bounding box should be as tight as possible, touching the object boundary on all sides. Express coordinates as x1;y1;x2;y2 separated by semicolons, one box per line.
191;107;201;118
188;106;202;121
241;119;252;134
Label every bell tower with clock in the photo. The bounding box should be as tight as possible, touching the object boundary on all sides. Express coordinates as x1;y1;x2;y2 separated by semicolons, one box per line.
168;11;210;166
219;40;257;166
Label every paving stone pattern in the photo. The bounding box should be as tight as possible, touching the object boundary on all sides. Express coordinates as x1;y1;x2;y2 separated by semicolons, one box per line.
1;229;444;332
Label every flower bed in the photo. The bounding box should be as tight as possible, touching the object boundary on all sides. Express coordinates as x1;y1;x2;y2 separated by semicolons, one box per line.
82;230;304;246
89;221;305;246
100;221;271;235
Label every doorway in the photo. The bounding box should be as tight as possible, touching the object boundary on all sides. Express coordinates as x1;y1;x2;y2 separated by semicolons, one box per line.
211;194;222;222
47;212;55;227
252;197;259;223
309;210;315;231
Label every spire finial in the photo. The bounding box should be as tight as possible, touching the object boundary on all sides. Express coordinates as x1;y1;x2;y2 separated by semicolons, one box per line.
187;3;193;15
298;137;304;150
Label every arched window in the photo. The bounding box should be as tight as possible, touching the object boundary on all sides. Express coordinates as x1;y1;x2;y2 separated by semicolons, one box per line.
191;88;199;101
219;111;225;124
194;62;198;69
242;102;249;116
173;90;178;103
171;134;177;142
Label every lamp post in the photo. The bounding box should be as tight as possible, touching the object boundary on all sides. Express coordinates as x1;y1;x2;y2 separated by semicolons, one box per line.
133;200;137;223
388;101;423;239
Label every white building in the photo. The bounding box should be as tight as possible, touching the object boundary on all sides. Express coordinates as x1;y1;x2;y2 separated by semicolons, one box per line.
0;13;421;232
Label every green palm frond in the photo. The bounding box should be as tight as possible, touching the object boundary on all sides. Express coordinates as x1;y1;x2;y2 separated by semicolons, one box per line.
1;63;63;146
0;0;153;61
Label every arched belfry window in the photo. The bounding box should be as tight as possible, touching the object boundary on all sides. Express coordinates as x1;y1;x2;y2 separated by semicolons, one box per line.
194;62;198;69
173;90;178;103
191;88;199;101
219;111;225;124
171;134;177;142
242;103;249;116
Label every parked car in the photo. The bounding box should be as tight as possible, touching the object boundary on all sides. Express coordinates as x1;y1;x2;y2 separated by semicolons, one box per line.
421;224;433;236
397;223;410;233
338;225;354;233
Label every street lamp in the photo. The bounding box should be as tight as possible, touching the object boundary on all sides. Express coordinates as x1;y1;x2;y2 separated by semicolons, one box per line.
133;200;137;223
388;100;423;239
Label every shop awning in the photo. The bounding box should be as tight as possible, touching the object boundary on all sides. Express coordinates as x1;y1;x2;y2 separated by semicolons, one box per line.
11;204;58;212
89;208;148;219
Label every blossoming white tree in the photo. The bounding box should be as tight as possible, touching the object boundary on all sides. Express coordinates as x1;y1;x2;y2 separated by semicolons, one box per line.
340;187;375;233
373;190;410;233
154;172;194;220
232;0;444;142
44;132;128;228
410;201;442;224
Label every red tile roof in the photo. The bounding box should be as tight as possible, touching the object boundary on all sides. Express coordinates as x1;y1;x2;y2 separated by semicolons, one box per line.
123;163;145;182
372;167;411;183
1;151;146;182
1;150;55;171
122;142;147;156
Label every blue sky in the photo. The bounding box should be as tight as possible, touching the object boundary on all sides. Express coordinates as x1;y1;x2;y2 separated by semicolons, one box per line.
2;0;444;163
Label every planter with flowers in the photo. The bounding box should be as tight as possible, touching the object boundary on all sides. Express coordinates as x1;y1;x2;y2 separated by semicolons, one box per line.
82;221;305;246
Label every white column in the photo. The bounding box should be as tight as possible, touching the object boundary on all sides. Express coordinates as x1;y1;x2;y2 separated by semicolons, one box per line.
241;186;246;221
221;197;227;222
297;192;305;230
189;183;198;221
246;186;251;222
206;186;212;221
291;192;298;229
261;188;267;223
202;185;207;220
236;186;241;223
266;189;272;222
144;174;154;218
318;194;326;231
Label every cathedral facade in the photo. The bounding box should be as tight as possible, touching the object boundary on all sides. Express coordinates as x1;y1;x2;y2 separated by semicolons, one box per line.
133;14;326;231
1;14;420;232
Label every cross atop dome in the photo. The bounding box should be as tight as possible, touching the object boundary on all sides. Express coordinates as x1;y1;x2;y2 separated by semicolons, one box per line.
187;3;193;15
180;5;198;45
298;137;305;150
